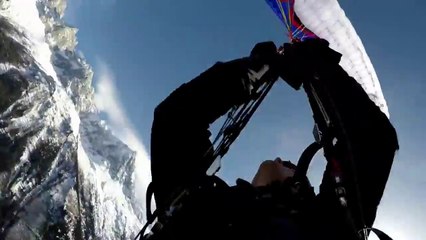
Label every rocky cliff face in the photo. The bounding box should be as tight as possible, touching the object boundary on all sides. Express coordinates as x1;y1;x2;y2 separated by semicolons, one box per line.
0;1;147;239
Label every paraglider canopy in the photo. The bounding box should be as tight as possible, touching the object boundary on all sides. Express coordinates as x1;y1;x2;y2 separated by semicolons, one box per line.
265;0;318;42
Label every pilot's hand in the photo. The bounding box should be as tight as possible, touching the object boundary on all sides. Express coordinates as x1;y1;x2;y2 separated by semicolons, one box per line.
276;38;342;90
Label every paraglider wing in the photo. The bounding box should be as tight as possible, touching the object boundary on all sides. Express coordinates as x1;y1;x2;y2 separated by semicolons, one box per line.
265;0;318;42
265;0;390;117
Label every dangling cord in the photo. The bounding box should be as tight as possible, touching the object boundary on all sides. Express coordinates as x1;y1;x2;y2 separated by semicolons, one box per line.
145;182;157;224
359;228;393;240
134;182;158;240
133;221;151;240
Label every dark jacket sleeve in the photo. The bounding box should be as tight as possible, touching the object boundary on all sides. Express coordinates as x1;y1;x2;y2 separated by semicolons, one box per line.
150;58;262;210
312;64;399;239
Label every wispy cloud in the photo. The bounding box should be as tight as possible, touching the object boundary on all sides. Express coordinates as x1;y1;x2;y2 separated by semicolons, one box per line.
94;60;151;203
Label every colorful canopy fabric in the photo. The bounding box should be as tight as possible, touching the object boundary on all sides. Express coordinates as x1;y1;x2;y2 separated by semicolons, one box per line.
265;0;318;42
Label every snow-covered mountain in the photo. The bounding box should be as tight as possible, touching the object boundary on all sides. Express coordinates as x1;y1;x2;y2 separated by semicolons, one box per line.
0;1;148;239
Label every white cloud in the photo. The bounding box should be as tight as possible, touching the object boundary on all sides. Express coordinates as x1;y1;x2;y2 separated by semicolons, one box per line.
94;60;151;203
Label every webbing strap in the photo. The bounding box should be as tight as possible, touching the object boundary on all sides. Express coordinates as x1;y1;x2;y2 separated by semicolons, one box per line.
369;227;393;240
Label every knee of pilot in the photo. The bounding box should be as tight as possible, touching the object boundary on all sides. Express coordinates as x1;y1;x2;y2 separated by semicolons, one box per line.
257;159;284;176
256;160;275;172
259;159;275;167
252;160;281;187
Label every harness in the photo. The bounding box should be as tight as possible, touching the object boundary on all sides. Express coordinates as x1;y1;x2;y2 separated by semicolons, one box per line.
139;175;315;240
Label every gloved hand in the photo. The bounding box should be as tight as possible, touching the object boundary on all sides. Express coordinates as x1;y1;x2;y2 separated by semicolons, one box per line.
247;39;342;90
235;41;281;95
246;41;281;85
249;41;279;67
275;38;343;90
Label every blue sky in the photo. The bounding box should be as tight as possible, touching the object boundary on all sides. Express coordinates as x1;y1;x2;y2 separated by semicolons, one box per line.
66;0;425;239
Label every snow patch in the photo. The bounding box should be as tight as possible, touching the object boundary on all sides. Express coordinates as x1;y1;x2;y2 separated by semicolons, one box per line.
1;0;57;80
0;63;16;74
